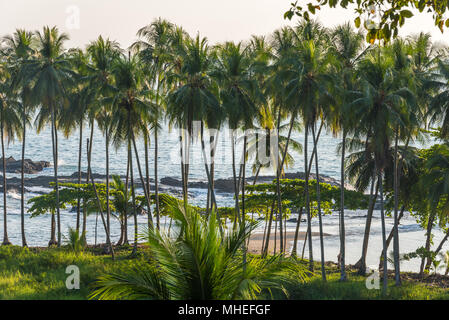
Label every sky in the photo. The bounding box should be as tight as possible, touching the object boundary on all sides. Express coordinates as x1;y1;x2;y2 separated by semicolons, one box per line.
1;0;448;48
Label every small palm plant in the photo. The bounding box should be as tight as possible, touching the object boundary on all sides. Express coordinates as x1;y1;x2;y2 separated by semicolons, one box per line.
89;200;310;300
64;227;87;254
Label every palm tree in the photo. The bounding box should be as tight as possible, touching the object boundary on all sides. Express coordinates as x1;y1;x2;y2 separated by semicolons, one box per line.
26;26;73;247
285;21;333;278
167;35;220;205
109;53;154;253
0;61;22;245
2;29;36;247
87;36;122;238
132;19;174;229
329;23;366;281
62;48;93;235
353;48;416;293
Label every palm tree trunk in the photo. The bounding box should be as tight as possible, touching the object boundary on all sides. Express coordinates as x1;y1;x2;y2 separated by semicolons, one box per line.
379;205;405;270
200;124;219;218
253;166;261;186
87;140;114;259
48;122;57;246
179;130;187;204
379;171;388;295
421;210;436;275
356;169;379;275
392;129;401;285
339;128;346;281
231;130;240;225
275;107;284;253
105;126;111;242
154;129;160;229
51;104;61;247
82;123;94;241
291;123;321;257
76;119;83;233
1;118;10;246
312;124;326;281
123;152;130;245
291;207;303;257
262;201;276;257
20;107;27;247
129;141;138;255
144;131;152;229
304;125;313;271
131;133;153;229
242;134;248;272
210;132;218;212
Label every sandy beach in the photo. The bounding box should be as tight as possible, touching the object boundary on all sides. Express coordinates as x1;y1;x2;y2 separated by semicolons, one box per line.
247;231;331;255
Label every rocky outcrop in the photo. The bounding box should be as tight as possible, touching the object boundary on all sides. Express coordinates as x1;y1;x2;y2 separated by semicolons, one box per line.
0;157;50;174
160;171;345;193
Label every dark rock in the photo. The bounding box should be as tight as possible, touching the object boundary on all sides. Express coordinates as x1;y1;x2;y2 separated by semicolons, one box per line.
160;171;345;193
0;157;50;174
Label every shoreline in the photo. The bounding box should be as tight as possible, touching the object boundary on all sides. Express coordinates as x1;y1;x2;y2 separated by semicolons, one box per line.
247;231;331;255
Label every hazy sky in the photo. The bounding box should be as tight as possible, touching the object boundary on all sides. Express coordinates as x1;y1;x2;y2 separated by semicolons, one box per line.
1;0;448;48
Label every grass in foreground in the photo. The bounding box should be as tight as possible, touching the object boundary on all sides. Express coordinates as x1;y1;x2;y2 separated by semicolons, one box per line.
0;245;146;300
288;263;449;300
0;245;448;300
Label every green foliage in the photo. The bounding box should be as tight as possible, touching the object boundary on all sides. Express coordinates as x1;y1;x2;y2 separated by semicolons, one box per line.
245;178;369;218
285;1;449;42
89;200;311;300
63;227;87;254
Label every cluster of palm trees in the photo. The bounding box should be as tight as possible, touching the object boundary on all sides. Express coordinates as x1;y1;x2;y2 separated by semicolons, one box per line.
1;18;449;290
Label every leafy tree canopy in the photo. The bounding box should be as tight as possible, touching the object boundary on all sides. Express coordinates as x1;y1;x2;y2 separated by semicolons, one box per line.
285;1;449;42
